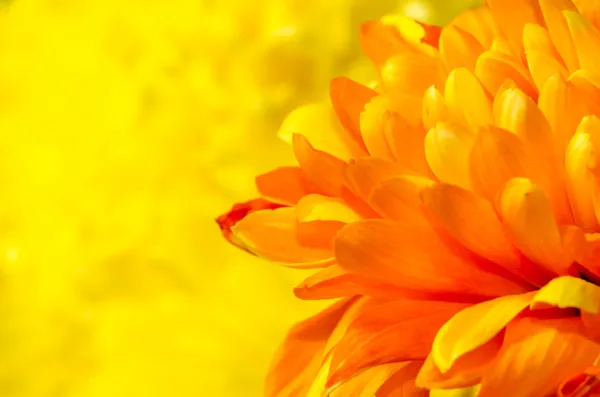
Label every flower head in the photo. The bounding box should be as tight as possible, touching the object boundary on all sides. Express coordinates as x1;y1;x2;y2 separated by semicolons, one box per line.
219;0;600;395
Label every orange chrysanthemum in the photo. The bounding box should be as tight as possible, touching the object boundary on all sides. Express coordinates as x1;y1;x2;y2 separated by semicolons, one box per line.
218;0;600;396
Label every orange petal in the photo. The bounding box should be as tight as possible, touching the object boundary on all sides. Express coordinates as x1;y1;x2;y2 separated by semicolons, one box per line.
421;183;522;269
294;134;347;197
451;7;499;49
566;117;600;231
383;112;431;175
565;10;600;72
531;275;600;314
232;207;333;268
334;219;530;298
360;21;412;68
328;362;414;397
559;366;600;397
445;68;493;127
382;53;445;97
266;298;356;397
418;20;442;48
431;292;535;372
377;361;428;397
216;198;285;254
572;0;600;29
539;0;580;72
293;265;406;301
469;125;551;202
256;166;323;205
327;300;469;388
486;0;543;51
280;104;355;161
476;51;537;98
425;122;475;190
330;77;375;154
369;175;433;226
360;96;396;160
523;22;569;91
344;157;403;202
500;178;572;275
417;335;502;389
477;317;600;397
439;25;485;71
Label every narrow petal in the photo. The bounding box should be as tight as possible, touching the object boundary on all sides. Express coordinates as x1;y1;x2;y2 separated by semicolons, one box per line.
344;157;403;202
376;361;428;397
469;125;551;202
232;207;333;268
564;10;600;71
418;337;501;389
445;68;493;127
330;77;375;154
280;104;354;161
369;175;433;226
421;183;521;269
293;134;346;197
382;53;445;97
432;293;535;373
256;167;323;205
216;198;285;254
439;26;485;71
559;366;600;397
500;178;572;275
327;300;469;388
476;51;537;98
266;299;355;397
478;317;600;397
293;265;405;301
335;219;530;298
425;122;475;190
539;0;580;72
532;276;600;313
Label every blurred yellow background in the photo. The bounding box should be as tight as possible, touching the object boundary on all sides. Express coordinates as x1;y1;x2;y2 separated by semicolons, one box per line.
0;0;480;396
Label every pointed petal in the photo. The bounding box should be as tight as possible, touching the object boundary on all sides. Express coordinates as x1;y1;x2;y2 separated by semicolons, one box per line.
330;77;375;154
334;219;530;298
539;0;580;72
421;183;520;268
280;104;354;161
294;134;347;197
425;122;475;190
432;293;535;372
266;299;356;397
439;26;485;71
418;337;501;389
232;207;333;267
328;300;469;387
469;125;551;202
377;361;428;397
532;276;600;313
477;317;600;397
216;198;285;254
256;167;323;205
476;51;537;98
500;178;572;275
344;157;404;202
369;175;433;226
382;53;446;97
445;68;493;127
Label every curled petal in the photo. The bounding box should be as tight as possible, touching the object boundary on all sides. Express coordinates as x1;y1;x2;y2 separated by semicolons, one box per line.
531;276;600;313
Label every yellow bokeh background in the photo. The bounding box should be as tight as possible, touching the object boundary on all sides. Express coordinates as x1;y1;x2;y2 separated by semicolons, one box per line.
0;0;480;396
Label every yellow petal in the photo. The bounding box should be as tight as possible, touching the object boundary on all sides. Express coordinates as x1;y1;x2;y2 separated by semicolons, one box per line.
425;122;474;190
430;386;481;397
486;0;543;51
422;86;454;132
451;8;499;49
565;117;600;231
445;68;493;128
360;96;395;160
369;175;434;226
432;293;534;373
500;178;571;275
476;51;537;98
296;194;361;223
531;276;600;313
382;53;445;97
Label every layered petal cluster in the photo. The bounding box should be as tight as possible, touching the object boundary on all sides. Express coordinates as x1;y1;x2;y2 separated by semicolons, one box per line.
218;0;600;396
